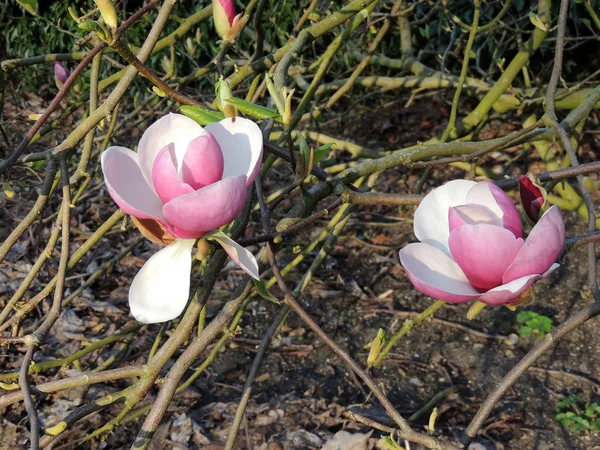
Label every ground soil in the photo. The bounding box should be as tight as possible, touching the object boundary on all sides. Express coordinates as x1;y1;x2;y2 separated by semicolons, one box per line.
2;97;600;450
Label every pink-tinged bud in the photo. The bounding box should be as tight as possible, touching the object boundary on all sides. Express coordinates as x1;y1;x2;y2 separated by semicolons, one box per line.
54;62;69;89
212;0;234;39
213;0;246;43
221;0;236;25
519;175;547;223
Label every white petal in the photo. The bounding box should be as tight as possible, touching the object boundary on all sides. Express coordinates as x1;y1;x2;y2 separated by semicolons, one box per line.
399;243;480;303
205;117;263;186
542;262;560;277
138;114;206;191
205;230;260;279
413;180;477;253
465;182;503;225
466;182;522;238
129;239;196;323
101;146;166;221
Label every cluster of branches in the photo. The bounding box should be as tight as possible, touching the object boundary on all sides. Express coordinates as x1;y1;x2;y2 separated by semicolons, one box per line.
0;0;599;449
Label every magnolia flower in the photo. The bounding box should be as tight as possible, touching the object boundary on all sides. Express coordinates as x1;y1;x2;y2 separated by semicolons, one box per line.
212;0;246;43
399;180;565;306
54;62;69;89
101;113;263;323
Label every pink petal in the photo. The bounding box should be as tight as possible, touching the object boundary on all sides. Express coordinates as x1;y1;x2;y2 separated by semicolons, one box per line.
449;224;524;291
163;175;248;236
413;180;477;253
466;182;522;238
204;118;263;187
219;0;236;24
448;205;495;232
477;263;559;306
54;61;69;86
137;113;206;191
478;274;541;306
399;243;480;303
152;143;195;204
101;146;166;222
502;206;565;283
181;134;224;190
170;227;209;239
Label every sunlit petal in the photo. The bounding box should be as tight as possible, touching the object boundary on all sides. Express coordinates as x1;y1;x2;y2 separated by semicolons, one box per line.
101;146;165;221
503;206;565;283
163;175;247;236
399;243;480;303
138;113;206;190
413;179;477;253
129;239;196;323
205;117;263;186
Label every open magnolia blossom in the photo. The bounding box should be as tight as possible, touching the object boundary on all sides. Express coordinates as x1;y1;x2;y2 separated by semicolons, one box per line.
399;180;565;306
101;113;262;323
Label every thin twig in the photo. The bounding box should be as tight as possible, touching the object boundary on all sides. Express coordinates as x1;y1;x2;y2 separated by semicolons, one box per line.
19;345;39;450
19;155;71;449
340;190;423;206
215;43;231;78
255;174;459;450
0;1;159;174
0;158;58;266
462;301;600;445
224;306;289;449
441;0;481;142
110;38;205;108
237;202;338;246
494;160;600;190
543;0;599;299
1;366;144;408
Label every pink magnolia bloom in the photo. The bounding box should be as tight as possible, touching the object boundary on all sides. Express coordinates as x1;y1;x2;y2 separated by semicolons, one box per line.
101;113;263;323
54;61;69;89
399;180;565;306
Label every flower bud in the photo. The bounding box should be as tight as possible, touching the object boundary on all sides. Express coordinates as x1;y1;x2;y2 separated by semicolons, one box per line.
94;0;118;29
366;329;387;367
221;0;237;25
195;239;211;261
519;175;547;223
216;78;236;117
216;78;232;104
160;56;173;77
185;37;197;57
212;0;246;43
54;62;69;89
212;0;235;40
